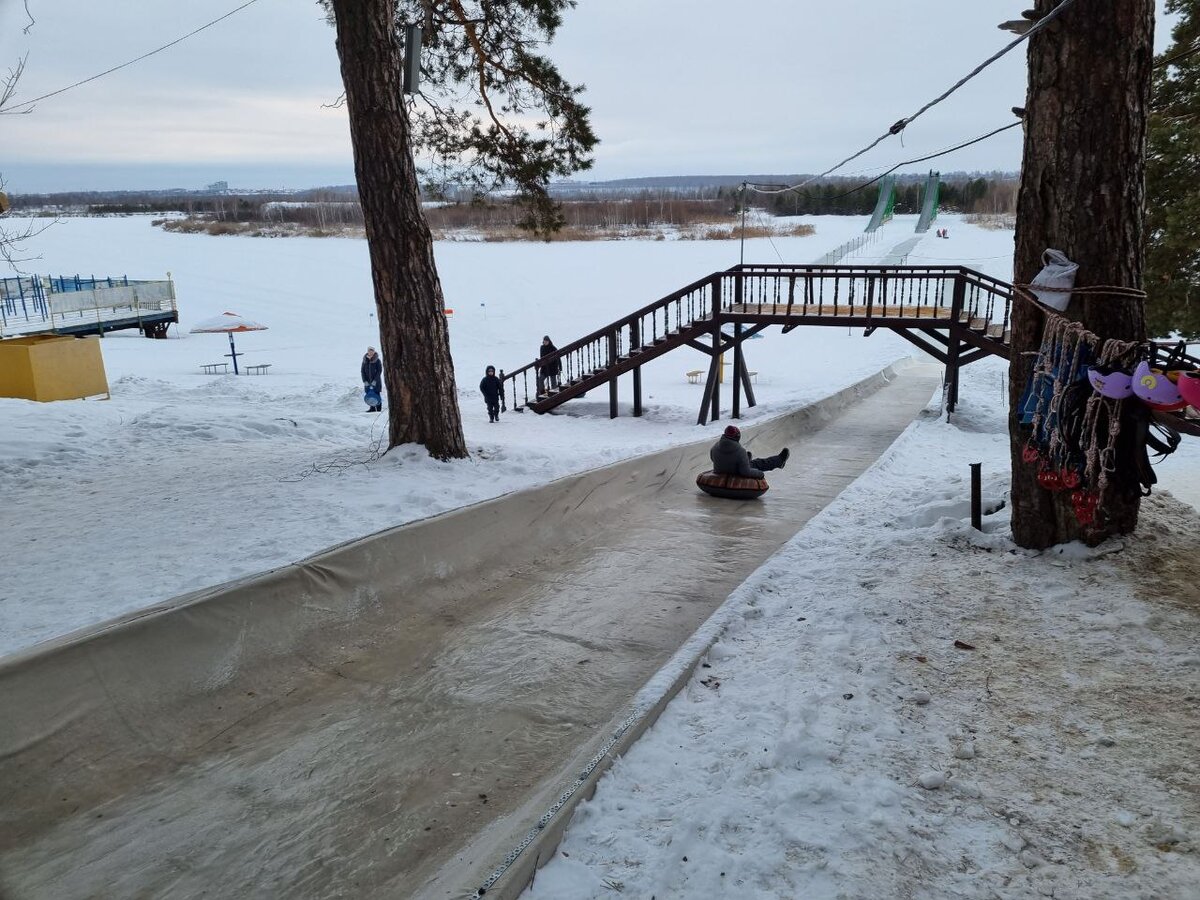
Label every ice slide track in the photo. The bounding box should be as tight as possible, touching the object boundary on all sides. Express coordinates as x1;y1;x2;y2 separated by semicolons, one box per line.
0;364;941;900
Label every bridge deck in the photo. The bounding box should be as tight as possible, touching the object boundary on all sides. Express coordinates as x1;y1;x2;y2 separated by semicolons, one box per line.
727;302;952;318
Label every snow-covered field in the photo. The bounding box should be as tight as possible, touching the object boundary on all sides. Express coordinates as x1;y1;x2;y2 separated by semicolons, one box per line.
2;213;1198;896
0;214;921;655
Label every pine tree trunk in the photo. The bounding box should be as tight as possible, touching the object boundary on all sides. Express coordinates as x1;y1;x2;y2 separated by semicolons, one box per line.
331;0;468;460
1008;0;1154;548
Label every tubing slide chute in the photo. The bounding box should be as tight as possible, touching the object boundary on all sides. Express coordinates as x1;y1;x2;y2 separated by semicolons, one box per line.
864;175;897;232
914;171;941;233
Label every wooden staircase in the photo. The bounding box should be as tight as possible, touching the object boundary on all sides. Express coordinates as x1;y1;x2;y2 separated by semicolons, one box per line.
499;265;1017;423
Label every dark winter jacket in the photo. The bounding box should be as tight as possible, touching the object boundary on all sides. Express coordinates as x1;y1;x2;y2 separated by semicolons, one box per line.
479;374;502;400
538;342;562;376
710;435;762;479
361;354;382;388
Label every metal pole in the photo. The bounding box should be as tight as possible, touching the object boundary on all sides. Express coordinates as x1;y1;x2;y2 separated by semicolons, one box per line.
970;463;982;531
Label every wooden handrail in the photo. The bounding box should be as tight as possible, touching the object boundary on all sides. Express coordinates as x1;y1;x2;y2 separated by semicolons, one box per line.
502;272;721;381
500;265;1017;408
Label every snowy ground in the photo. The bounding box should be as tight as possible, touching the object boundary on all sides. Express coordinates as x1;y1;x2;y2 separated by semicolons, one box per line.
2;213;1198;897
0;214;920;655
526;359;1200;899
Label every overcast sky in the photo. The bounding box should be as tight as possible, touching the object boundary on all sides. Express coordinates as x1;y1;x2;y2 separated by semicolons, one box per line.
0;1;1179;192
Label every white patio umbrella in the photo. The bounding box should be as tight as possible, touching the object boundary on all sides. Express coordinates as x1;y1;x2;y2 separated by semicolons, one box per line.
190;311;268;374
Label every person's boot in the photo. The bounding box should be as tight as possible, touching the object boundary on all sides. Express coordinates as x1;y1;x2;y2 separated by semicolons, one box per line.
779;447;790;468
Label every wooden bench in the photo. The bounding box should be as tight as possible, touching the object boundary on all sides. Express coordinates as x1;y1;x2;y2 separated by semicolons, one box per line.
245;364;272;375
686;369;703;384
747;370;759;383
201;362;229;375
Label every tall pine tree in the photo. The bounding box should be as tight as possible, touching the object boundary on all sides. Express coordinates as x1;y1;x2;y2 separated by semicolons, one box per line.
1146;0;1200;340
1008;0;1154;549
325;0;596;458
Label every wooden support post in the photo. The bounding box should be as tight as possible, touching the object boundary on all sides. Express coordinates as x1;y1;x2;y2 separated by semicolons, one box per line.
608;330;619;419
946;277;966;412
697;343;720;426
739;346;758;408
630;321;643;417
732;322;743;419
709;317;721;422
946;332;962;412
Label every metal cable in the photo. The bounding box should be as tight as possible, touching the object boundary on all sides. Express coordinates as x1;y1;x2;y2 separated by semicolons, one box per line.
5;0;263;112
747;0;1083;196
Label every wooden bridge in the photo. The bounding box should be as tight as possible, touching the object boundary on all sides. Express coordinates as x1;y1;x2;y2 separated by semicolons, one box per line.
500;264;1013;424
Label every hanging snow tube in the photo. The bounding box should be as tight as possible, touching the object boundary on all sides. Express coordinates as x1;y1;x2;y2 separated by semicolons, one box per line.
696;470;769;500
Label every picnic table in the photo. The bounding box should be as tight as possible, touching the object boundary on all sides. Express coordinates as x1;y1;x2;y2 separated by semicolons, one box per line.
201;362;229;375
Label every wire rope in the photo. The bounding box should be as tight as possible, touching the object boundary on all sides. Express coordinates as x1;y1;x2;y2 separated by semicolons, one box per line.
746;0;1084;197
5;0;263;112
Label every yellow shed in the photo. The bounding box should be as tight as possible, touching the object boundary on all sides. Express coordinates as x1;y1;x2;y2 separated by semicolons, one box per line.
0;335;110;401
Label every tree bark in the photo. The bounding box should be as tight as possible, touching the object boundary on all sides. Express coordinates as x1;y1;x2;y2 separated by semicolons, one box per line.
1008;0;1155;548
331;0;468;459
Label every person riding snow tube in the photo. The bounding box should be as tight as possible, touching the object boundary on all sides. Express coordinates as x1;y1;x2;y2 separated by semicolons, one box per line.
696;425;785;499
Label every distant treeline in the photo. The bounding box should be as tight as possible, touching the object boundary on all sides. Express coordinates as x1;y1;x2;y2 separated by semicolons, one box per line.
728;175;1019;217
429;197;733;231
9;175;1018;233
8;187;360;220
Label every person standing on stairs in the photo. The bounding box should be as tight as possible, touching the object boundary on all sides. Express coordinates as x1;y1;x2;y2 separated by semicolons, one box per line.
710;425;789;478
538;335;562;395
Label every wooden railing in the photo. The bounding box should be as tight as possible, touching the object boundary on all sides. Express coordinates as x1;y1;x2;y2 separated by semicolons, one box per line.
500;265;1015;412
501;273;719;412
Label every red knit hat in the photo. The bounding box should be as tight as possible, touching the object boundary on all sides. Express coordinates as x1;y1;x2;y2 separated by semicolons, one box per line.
723;425;741;440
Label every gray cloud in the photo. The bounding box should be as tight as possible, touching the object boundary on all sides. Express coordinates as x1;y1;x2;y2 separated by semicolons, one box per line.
0;0;1177;191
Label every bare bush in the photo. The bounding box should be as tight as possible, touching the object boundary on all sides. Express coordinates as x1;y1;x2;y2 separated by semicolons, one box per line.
963;213;1016;230
149;196;821;242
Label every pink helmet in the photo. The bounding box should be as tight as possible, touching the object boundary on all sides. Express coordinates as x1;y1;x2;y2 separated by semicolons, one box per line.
1132;360;1187;412
1178;370;1200;411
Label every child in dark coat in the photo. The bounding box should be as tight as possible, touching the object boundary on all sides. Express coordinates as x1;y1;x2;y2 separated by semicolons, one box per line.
538;335;562;393
361;346;383;412
480;365;503;423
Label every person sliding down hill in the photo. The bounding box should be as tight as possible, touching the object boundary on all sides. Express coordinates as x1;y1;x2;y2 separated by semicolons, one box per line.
710;425;789;478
